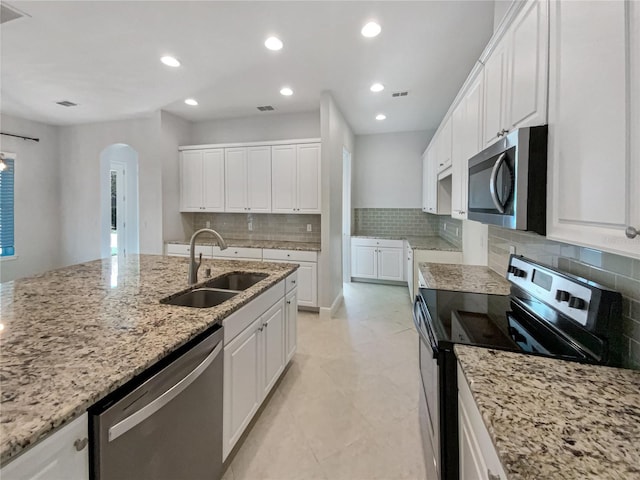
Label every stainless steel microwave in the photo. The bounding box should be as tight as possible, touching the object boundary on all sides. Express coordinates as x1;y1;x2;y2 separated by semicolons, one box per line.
467;126;548;235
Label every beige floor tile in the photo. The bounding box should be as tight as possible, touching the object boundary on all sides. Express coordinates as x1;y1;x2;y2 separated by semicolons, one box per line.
229;282;427;480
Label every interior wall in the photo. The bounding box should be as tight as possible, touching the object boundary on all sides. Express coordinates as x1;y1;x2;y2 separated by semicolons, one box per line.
493;0;513;31
0;114;62;281
353;130;433;208
160;111;193;243
190;110;320;145
319;92;354;311
58;112;164;266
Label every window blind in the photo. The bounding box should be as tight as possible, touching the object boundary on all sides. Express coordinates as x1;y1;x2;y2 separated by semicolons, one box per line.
0;158;15;256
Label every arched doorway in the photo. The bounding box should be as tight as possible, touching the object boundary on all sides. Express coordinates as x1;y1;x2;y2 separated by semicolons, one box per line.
99;144;139;259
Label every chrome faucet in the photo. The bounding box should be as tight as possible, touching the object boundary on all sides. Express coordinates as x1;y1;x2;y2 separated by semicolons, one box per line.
188;228;228;285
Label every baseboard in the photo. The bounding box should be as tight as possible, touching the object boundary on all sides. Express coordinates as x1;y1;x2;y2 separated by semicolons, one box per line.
319;289;343;320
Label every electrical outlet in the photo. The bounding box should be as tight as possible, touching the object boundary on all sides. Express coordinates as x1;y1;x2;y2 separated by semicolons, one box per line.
509;245;516;254
248;222;253;231
444;223;447;231
455;227;459;237
307;224;312;232
205;221;211;229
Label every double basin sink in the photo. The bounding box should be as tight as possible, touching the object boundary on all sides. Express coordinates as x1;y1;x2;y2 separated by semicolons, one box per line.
160;272;268;308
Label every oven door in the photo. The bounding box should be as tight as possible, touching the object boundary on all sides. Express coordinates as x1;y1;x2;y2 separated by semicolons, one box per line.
413;296;440;479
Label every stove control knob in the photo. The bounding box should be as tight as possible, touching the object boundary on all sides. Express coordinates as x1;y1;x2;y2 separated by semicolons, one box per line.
555;290;570;302
568;296;586;309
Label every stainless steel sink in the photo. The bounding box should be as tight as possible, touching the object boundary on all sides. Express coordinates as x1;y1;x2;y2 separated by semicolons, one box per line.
203;272;268;291
161;288;238;308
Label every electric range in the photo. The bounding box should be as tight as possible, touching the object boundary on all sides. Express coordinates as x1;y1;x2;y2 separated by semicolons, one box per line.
413;255;623;480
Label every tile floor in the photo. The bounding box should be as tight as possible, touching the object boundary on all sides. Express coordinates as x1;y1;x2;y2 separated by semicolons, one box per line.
222;282;428;480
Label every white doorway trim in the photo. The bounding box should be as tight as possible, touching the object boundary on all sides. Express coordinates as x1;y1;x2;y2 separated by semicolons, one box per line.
342;147;352;283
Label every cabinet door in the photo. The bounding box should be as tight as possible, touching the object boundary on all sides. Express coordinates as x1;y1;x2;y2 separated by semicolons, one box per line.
425;148;438;214
483;40;509;147
1;414;89;480
547;1;639;258
271;145;297;213
438;117;453;172
351;245;378;279
296;261;318;308
507;0;549;130
223;317;262;459
422;149;430;212
407;246;414;301
180;151;204;211
262;300;285;398
225;147;248;212
202;149;225;211
285;289;298;363
451;101;467;219
247;146;272;213
377;247;404;281
296;143;321;213
458;395;489;480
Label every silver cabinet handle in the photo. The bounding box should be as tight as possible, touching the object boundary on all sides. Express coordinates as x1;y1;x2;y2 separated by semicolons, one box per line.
496;131;503;137
626;226;639;239
286;300;291;304
74;438;88;451
259;326;264;332
108;340;223;442
488;470;501;480
291;280;296;284
489;152;508;214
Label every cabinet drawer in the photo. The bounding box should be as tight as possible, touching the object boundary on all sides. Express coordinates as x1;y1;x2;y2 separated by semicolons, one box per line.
213;247;262;260
350;237;404;249
166;243;213;258
285;271;298;293
263;249;317;263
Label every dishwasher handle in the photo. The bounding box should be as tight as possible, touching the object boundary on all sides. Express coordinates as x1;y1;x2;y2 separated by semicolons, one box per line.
108;340;223;442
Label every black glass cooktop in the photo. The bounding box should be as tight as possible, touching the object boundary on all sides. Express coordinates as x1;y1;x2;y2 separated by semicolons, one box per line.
419;288;589;360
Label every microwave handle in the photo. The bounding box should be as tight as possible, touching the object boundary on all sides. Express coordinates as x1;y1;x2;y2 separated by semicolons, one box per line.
489;152;508;214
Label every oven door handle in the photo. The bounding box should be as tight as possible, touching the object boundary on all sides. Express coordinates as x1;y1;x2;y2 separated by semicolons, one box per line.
489;152;508;214
413;297;439;359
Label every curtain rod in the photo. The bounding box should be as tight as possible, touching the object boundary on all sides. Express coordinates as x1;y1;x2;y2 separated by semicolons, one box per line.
1;132;40;142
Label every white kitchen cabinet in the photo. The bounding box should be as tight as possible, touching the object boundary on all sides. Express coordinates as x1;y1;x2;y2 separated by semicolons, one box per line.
351;238;404;282
422;147;452;215
165;243;213;258
272;143;321;214
262;249;318;308
452;69;484;220
406;244;414;301
225;146;271;213
285;288;298;363
547;0;640;259
458;364;508;480
180;149;225;212
1;413;89;480
212;246;262;261
483;0;548;147
261;300;285;398
437;116;453;173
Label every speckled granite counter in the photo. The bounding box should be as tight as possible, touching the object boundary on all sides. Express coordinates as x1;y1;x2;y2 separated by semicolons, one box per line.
351;235;461;252
0;255;297;464
419;263;511;295
167;238;321;251
455;345;640;480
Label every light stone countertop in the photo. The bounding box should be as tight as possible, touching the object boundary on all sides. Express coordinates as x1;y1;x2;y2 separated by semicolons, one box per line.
455;345;640;480
0;254;298;464
418;262;511;295
167;238;321;251
351;235;461;252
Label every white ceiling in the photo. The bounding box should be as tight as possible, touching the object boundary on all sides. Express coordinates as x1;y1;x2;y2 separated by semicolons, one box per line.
1;1;495;134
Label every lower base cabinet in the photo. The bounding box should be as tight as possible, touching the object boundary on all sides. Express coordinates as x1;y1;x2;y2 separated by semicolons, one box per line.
351;238;405;282
458;364;507;480
222;273;298;460
1;414;89;480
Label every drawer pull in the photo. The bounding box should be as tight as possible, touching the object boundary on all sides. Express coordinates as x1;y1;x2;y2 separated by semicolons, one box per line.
74;438;88;451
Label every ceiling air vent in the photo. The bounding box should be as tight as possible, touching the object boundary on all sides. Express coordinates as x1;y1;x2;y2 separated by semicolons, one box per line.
0;2;28;24
256;105;275;112
392;91;409;97
56;101;78;107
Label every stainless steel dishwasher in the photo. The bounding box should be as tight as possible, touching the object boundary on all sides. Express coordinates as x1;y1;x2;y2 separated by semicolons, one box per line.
90;325;224;480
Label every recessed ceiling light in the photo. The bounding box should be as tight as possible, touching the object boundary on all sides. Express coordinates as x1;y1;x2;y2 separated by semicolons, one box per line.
161;56;181;67
280;87;293;96
376;114;386;121
370;83;385;93
265;36;283;51
361;22;381;38
185;98;198;106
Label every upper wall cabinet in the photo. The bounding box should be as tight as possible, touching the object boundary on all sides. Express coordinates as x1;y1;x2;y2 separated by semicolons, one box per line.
437;116;453;173
546;1;640;259
180;149;225;212
272;143;321;214
451;69;484;220
483;0;549;147
225;146;272;213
